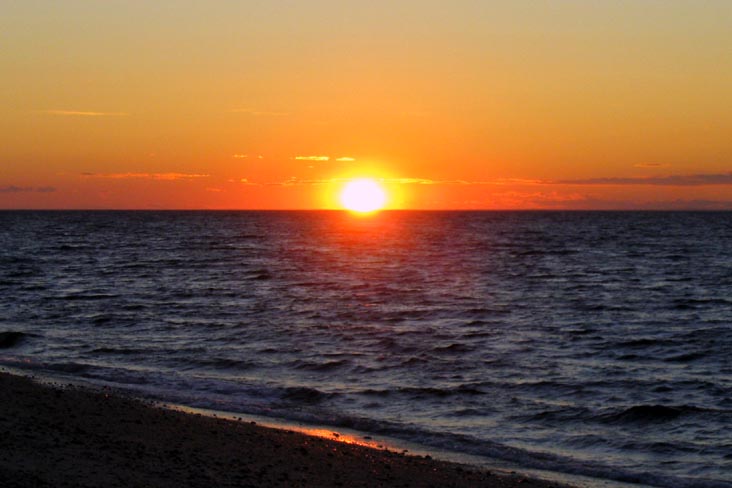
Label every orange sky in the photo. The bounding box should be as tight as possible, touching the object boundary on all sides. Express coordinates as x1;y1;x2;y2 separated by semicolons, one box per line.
2;1;731;209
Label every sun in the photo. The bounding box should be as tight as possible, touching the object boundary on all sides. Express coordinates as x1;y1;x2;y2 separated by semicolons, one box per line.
339;178;387;213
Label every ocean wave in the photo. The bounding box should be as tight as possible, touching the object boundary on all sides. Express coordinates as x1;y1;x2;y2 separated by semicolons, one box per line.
615;337;675;348
50;293;120;301
187;357;258;370
91;346;145;355
597;404;730;425
0;331;37;349
0;358;92;374
431;343;475;353
280;386;334;404
361;384;486;398
245;269;272;280
291;359;350;372
3;210;732;487
663;351;709;363
521;406;592;423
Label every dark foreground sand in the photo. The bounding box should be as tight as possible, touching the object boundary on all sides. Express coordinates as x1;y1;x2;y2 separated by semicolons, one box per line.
0;372;572;488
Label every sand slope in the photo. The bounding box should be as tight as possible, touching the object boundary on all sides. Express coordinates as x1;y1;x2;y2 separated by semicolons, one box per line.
0;372;570;488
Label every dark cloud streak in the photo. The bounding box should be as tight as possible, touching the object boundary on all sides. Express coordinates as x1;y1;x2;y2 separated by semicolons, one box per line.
0;185;57;193
556;173;732;186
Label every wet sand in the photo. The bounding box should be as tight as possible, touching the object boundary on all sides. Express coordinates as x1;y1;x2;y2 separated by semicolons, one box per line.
0;372;572;488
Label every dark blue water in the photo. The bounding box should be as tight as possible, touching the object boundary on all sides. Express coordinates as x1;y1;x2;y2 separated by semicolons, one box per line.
1;211;731;487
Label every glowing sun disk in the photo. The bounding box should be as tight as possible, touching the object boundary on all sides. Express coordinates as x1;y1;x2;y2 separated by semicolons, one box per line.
340;178;387;212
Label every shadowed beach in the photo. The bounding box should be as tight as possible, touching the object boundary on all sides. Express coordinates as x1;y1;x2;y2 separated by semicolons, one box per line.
0;372;571;488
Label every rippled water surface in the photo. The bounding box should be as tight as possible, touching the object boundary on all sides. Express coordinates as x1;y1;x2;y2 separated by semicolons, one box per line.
1;211;731;487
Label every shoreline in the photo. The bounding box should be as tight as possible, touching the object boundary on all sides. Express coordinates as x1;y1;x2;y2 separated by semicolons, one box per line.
0;371;573;488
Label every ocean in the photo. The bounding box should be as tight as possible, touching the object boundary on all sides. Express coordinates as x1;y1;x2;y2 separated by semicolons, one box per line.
1;210;730;487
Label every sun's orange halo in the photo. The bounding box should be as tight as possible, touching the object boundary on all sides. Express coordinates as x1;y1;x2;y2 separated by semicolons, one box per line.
339;178;387;213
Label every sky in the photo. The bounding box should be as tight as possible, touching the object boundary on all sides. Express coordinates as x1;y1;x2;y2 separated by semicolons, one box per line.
2;0;731;209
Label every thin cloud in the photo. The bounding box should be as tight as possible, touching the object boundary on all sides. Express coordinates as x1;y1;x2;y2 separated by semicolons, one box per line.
634;162;666;168
0;185;57;193
262;174;727;189
486;191;589;209
265;177;333;187
293;156;357;162
82;173;209;180
263;177;498;187
1;186;29;193
390;174;732;187
555;172;732;186
390;178;439;185
40;110;129;117
237;178;260;186
535;196;732;210
387;177;545;186
233;154;264;159
487;178;546;185
294;156;330;162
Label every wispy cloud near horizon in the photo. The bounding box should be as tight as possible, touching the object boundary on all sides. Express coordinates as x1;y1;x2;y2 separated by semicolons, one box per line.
234;178;260;186
294;156;330;162
633;162;666;168
293;156;357;162
81;173;209;180
0;185;57;193
382;173;732;188
555;172;732;186
235;172;732;192
388;177;546;186
233;154;264;159
258;176;540;187
390;178;438;185
39;110;129;117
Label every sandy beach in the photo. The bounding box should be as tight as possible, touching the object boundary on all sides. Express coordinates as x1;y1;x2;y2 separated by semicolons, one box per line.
0;371;572;488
